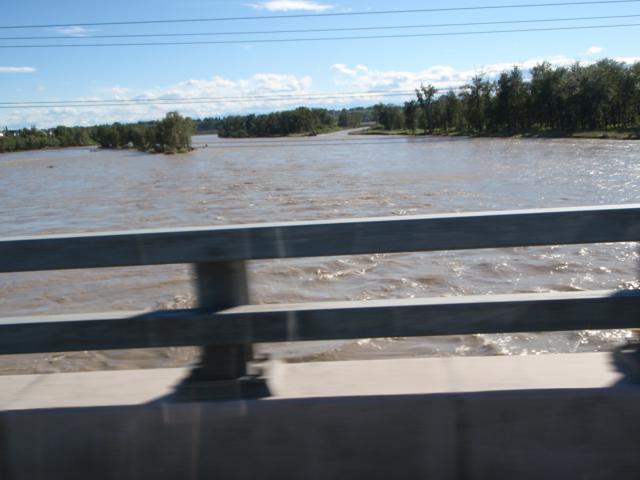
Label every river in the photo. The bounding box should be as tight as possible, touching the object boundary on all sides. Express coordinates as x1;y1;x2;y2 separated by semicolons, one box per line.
1;130;639;373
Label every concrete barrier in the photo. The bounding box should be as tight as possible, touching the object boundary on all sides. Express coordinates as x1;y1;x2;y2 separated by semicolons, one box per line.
1;353;639;480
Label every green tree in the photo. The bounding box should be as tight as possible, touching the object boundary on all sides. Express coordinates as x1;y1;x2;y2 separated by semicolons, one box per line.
403;101;418;133
444;90;460;133
416;85;437;133
530;62;565;129
373;104;403;130
495;67;529;131
155;112;194;153
461;76;492;133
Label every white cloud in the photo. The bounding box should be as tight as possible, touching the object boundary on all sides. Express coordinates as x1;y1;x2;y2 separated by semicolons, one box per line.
5;54;640;129
586;46;604;55
0;73;315;128
330;56;578;92
330;56;640;97
0;66;36;73
111;86;129;98
247;1;333;11
330;64;368;76
53;26;91;36
613;56;640;64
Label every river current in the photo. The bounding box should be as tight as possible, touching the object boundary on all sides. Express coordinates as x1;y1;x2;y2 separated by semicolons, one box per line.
1;131;639;373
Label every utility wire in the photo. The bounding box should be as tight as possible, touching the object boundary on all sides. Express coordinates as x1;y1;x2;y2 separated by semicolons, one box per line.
0;91;434;109
0;22;638;48
0;90;422;106
1;0;638;29
1;14;638;40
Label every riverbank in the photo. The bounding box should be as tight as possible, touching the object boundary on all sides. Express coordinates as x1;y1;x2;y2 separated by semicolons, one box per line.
216;125;343;139
0;143;195;155
351;127;640;140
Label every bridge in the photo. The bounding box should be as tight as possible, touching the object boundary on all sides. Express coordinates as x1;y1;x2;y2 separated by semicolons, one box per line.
1;204;639;479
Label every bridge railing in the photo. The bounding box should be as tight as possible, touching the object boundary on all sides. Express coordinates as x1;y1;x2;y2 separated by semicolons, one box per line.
1;204;639;399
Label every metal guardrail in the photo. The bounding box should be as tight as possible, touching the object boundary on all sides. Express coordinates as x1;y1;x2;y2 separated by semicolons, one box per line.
1;204;639;399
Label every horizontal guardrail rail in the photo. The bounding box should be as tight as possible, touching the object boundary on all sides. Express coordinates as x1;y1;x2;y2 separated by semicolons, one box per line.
1;290;639;355
0;204;639;399
1;204;640;273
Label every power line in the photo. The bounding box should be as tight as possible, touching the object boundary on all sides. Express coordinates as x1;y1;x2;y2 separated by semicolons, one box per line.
0;90;421;106
1;14;638;40
0;22;638;48
0;0;638;29
0;91;431;109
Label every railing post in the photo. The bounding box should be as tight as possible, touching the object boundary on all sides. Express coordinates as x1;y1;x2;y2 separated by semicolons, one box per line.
172;261;270;401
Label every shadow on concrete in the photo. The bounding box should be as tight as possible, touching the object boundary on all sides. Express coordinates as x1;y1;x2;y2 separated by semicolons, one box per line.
610;244;640;384
2;385;640;480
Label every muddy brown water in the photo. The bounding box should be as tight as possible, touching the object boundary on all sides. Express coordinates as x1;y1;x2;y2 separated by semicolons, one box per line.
1;131;639;373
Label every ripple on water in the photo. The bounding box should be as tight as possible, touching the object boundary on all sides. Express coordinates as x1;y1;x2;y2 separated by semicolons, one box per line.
1;135;639;371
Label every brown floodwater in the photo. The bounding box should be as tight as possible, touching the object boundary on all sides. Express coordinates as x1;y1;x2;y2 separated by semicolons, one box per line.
1;131;639;373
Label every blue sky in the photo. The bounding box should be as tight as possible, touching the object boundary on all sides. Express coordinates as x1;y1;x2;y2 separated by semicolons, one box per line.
1;0;639;128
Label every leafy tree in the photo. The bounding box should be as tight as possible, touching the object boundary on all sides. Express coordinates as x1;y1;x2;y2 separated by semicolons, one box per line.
444;90;461;132
403;101;418;133
416;84;437;133
155;112;194;153
530;62;565;128
462;76;493;133
495;67;528;131
337;109;351;128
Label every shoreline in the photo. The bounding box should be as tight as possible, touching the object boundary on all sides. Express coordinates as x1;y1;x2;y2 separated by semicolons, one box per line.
3;128;639;155
0;144;195;156
351;127;640;140
213;126;343;139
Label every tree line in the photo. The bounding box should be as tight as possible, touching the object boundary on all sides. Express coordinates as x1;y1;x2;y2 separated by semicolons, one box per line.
193;116;224;134
372;59;640;136
195;107;375;136
0;112;194;154
217;107;337;137
0;126;94;152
